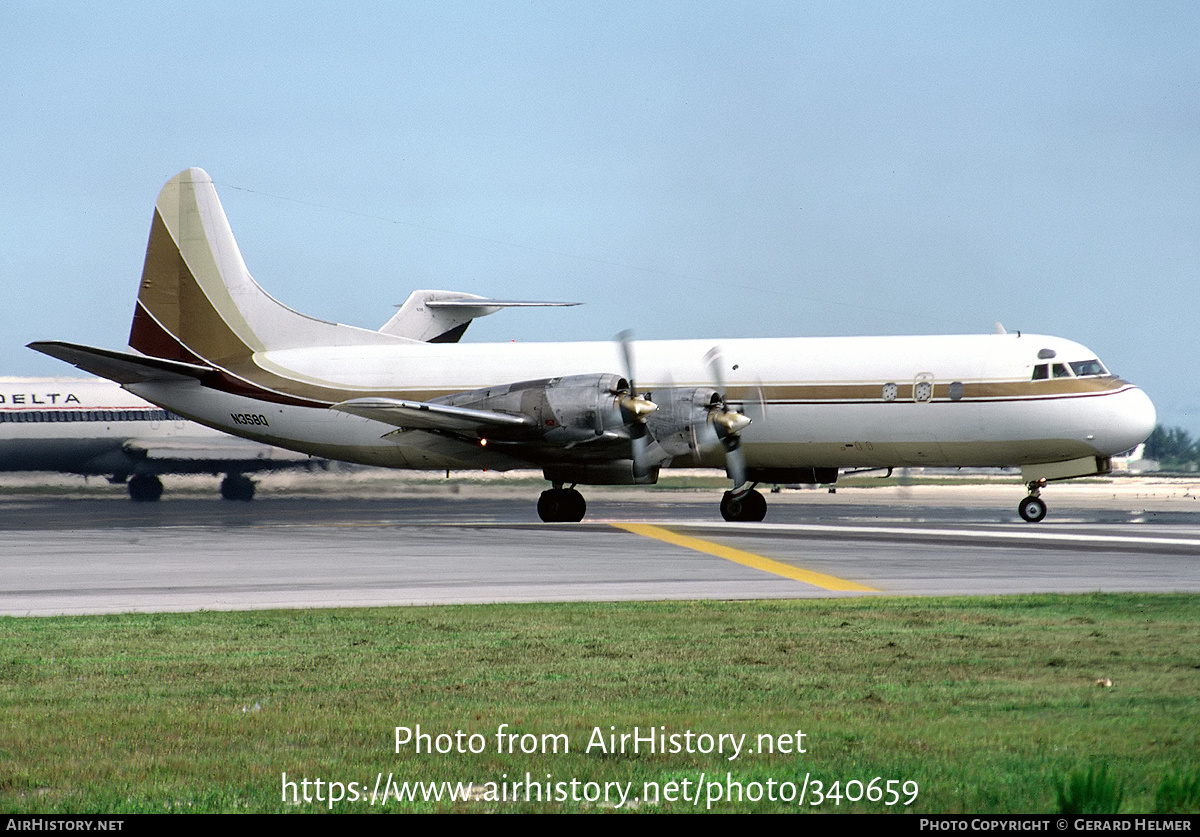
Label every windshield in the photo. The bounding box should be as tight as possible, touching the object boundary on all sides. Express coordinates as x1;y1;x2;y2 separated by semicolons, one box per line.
1032;358;1110;380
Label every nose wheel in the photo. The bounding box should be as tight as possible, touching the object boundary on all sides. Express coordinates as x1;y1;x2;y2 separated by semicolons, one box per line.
1018;481;1047;522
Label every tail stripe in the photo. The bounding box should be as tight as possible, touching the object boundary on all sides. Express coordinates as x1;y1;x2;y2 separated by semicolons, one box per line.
128;168;416;405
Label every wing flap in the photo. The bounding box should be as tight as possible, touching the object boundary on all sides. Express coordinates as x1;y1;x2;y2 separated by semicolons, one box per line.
331;397;537;433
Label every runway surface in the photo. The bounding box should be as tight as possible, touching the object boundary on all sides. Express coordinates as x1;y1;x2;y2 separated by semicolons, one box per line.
2;478;1198;616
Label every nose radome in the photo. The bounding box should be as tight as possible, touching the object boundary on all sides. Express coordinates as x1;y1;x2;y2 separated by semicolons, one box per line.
1106;386;1156;454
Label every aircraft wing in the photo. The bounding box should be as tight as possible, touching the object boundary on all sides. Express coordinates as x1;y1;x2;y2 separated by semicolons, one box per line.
123;437;313;463
330;397;538;434
28;341;212;384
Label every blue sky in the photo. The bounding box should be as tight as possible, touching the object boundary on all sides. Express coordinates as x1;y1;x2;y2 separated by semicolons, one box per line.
4;2;1197;433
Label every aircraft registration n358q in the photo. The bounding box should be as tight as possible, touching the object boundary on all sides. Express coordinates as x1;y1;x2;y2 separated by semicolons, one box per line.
30;168;1156;522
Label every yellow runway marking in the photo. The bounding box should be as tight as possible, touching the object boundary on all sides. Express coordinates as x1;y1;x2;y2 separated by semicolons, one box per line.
612;523;879;592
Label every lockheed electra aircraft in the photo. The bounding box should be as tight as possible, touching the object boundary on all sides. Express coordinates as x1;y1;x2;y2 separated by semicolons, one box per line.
0;376;323;500
31;168;1155;522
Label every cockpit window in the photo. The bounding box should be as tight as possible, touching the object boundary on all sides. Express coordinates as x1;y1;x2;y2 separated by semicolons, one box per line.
1069;359;1107;377
1033;359;1109;380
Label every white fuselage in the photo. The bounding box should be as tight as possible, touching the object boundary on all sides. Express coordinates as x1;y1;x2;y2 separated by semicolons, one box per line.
125;332;1157;475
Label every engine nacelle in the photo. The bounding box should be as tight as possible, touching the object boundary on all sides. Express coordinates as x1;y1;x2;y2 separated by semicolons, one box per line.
436;373;630;442
432;377;742;478
643;386;724;458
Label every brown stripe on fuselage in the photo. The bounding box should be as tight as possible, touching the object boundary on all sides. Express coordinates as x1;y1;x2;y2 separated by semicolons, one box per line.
723;375;1128;404
185;357;1134;413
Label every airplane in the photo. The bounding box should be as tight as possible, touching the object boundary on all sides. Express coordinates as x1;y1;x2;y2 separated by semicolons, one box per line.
30;168;1156;522
0;375;324;501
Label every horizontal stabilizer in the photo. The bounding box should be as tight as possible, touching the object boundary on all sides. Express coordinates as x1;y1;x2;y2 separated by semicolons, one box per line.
27;341;212;385
331;396;537;433
425;298;580;309
380;290;580;343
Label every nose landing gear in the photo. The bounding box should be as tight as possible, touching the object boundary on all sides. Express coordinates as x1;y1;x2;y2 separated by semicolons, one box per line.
1018;480;1048;522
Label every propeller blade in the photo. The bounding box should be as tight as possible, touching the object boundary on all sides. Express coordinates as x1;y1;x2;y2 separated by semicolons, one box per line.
703;345;752;490
703;345;727;395
630;432;652;479
724;435;748;490
742;382;769;423
615;329;657;478
617;329;639;397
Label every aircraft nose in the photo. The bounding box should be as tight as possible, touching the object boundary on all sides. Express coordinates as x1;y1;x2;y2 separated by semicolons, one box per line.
1101;385;1157;454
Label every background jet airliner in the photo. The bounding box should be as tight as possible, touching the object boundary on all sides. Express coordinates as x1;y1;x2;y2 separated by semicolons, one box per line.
30;168;1156;522
0;376;323;500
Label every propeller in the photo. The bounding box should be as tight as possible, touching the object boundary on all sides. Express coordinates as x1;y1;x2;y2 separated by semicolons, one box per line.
702;346;752;491
616;330;658;478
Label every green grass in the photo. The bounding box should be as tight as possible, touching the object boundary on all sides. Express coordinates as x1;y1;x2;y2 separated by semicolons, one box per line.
1056;764;1125;814
1;594;1197;813
1155;769;1200;814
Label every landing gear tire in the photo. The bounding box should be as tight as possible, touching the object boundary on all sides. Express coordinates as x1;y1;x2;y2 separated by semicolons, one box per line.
720;488;767;522
537;487;586;522
221;473;256;502
1018;495;1047;523
128;474;164;502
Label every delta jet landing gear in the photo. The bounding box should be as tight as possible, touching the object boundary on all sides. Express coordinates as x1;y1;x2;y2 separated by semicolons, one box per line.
537;484;587;522
123;472;257;502
128;473;164;502
1018;479;1048;522
220;473;256;502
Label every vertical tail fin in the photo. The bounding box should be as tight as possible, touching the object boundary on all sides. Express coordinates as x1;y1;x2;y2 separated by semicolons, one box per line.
129;168;405;364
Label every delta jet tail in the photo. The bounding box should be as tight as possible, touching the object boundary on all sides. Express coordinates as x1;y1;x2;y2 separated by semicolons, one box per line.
31;168;1156;522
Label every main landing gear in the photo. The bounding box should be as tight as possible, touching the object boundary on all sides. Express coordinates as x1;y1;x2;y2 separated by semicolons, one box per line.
1018;479;1048;522
537;485;587;522
720;487;767;522
536;483;773;523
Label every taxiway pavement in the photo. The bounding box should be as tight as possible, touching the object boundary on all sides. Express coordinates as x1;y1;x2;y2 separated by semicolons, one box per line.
2;479;1197;616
